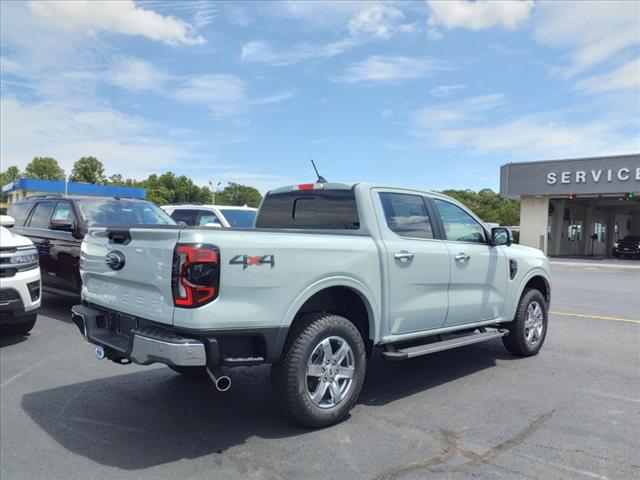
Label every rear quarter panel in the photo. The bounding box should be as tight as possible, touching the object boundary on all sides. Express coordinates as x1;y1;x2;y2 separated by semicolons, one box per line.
173;228;381;337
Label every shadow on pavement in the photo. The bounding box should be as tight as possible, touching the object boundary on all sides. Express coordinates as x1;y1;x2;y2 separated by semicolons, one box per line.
21;339;513;470
39;293;78;324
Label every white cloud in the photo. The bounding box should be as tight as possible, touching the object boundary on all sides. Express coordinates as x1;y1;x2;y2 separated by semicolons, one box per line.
415;94;506;128
241;2;416;66
575;58;640;94
533;1;640;77
348;4;405;39
241;39;355;66
430;84;468;97
413;94;640;159
338;55;450;84
172;75;248;117
0;96;191;175
28;0;205;46
107;57;171;92
427;0;533;32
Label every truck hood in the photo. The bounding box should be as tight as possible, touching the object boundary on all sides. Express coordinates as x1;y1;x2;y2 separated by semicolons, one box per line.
0;226;34;249
505;243;548;260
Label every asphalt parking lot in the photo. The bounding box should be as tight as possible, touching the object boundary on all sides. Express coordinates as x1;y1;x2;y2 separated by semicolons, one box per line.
1;260;639;480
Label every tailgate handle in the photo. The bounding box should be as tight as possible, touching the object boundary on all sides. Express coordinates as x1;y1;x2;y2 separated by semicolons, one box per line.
107;229;132;245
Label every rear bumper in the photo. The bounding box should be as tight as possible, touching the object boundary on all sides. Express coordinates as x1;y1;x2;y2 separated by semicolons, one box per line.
71;304;206;367
71;304;287;368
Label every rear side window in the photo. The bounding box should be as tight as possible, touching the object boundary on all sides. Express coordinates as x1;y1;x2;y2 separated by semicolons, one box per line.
28;202;55;229
196;211;221;226
52;202;75;223
256;189;359;229
7;202;32;226
379;193;434;239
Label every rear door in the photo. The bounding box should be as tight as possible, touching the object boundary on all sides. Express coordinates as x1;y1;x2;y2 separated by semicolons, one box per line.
24;201;56;287
374;190;450;335
432;199;507;326
81;226;182;325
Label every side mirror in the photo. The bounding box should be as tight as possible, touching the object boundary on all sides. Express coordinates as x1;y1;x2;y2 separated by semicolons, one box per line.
491;227;512;246
175;220;187;227
0;215;15;228
50;219;74;232
205;223;222;228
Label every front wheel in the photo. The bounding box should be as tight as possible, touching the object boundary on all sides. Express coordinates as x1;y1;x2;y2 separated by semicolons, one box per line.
502;289;548;357
271;313;367;428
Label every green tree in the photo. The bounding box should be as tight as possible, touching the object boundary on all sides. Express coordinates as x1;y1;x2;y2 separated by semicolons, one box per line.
0;166;22;207
441;188;520;226
215;182;262;208
107;173;124;185
71;156;106;184
1;166;21;186
142;172;213;205
24;157;65;181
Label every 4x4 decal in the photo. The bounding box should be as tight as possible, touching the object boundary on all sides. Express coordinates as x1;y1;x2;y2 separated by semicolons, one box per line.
230;254;275;269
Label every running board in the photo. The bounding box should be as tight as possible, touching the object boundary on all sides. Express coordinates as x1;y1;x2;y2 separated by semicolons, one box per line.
382;329;509;361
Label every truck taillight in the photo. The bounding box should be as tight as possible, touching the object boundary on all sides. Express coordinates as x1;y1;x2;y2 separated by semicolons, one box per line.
172;244;220;308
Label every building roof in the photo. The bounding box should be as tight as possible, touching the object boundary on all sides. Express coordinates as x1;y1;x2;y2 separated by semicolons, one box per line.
2;178;146;199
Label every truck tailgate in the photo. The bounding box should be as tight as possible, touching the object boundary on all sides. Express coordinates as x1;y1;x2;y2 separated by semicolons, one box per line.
80;227;181;325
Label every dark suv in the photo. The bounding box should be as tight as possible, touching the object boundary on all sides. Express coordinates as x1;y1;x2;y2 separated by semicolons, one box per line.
612;235;640;259
8;195;175;295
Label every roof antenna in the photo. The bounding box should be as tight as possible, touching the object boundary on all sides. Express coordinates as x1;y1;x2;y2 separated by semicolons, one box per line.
311;159;327;184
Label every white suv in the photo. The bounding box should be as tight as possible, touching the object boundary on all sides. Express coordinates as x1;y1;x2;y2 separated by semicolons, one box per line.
0;215;41;335
161;204;257;228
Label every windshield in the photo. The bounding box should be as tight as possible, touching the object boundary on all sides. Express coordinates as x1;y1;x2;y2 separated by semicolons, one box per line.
78;200;175;227
219;209;256;228
621;235;639;243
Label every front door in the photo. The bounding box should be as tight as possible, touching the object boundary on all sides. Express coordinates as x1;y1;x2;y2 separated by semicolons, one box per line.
375;190;450;335
432;199;507;326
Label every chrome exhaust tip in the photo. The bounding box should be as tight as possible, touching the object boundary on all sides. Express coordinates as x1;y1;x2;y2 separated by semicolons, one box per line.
206;367;231;392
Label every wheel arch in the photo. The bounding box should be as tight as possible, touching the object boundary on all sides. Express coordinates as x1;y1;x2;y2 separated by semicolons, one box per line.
280;277;380;357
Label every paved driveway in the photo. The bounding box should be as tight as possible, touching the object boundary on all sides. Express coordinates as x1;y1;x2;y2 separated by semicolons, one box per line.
1;261;638;479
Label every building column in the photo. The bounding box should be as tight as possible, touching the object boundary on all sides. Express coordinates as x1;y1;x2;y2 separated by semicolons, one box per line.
550;199;565;256
519;196;550;254
606;211;616;257
584;205;594;256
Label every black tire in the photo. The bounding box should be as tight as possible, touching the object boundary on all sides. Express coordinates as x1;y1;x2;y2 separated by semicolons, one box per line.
502;288;548;357
2;314;37;335
168;365;207;376
271;312;367;428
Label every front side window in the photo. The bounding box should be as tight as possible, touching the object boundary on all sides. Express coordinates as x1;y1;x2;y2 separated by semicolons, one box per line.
7;202;31;226
434;199;486;243
379;192;434;239
28;202;55;229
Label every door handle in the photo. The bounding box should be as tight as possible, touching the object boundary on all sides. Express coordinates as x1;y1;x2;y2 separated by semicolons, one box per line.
394;252;414;261
454;252;470;262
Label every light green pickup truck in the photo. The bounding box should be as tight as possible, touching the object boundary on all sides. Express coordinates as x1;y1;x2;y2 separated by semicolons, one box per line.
72;182;551;427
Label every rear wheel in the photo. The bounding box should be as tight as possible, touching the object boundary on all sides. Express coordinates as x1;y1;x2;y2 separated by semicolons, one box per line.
502;289;548;357
272;313;366;428
2;314;37;335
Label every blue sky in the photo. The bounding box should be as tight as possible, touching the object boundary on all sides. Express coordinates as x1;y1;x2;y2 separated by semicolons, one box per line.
1;1;639;193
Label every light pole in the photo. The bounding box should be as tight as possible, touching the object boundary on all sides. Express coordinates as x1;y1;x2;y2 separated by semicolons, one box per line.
209;181;222;205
